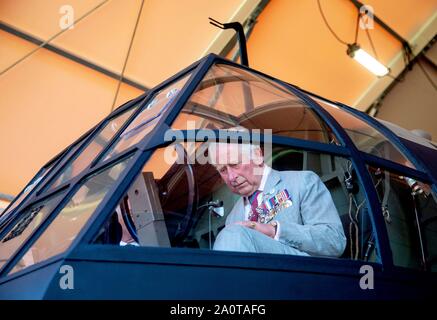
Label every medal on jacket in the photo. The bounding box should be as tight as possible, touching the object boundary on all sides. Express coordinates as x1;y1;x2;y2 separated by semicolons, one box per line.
264;188;292;221
276;189;292;209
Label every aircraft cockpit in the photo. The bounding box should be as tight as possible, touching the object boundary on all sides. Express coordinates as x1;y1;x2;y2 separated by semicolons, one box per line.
1;54;436;299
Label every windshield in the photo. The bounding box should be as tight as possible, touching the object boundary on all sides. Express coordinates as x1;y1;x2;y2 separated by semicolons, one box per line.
172;63;339;145
7;157;131;276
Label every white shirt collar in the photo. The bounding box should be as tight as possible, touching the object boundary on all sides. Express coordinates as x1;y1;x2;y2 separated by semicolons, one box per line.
258;165;271;192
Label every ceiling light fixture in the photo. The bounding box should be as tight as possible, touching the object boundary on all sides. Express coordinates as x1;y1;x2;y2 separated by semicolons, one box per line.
317;0;390;77
347;43;389;76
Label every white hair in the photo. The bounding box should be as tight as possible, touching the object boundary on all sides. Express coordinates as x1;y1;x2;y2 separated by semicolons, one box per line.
207;127;263;166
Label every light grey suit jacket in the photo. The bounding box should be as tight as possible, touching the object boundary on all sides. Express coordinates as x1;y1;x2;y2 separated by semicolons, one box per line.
225;169;346;257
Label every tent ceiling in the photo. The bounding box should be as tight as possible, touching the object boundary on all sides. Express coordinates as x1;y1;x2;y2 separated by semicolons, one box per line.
0;0;436;196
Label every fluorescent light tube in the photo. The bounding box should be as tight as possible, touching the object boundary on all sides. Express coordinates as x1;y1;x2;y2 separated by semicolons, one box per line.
347;44;389;77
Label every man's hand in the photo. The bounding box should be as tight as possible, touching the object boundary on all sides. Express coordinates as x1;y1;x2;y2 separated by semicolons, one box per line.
236;221;276;238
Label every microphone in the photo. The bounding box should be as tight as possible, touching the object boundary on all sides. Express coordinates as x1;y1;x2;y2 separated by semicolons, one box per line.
199;200;225;250
198;200;223;209
198;200;224;218
403;176;424;196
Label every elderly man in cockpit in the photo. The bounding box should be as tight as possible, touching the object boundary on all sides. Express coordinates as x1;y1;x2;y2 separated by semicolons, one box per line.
208;132;346;257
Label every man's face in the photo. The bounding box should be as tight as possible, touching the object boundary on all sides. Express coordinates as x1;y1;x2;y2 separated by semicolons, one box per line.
212;143;263;197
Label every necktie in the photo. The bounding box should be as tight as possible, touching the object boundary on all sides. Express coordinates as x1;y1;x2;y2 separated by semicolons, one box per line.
249;190;262;222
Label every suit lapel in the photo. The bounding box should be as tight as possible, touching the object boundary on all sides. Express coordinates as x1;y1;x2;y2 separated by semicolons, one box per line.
259;169;286;223
263;168;282;197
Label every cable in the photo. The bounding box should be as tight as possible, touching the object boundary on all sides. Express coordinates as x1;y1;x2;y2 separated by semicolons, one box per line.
398;43;436;90
412;193;428;270
354;12;360;44
0;0;110;76
348;194;359;259
399;42;414;74
355;200;365;260
364;28;379;61
355;10;380;60
359;11;385;74
386;73;404;83
416;59;437;91
209;207;212;250
317;0;349;45
110;0;145;112
348;194;354;258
